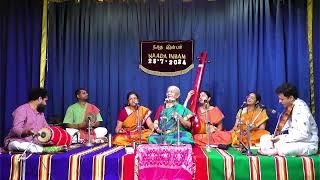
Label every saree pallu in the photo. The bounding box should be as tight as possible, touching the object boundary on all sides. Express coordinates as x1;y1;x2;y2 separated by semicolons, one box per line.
79;103;101;143
113;106;152;146
194;131;232;146
231;107;270;147
148;104;194;145
193;107;231;146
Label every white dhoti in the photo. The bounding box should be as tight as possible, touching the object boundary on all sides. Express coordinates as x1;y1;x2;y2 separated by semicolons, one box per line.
7;141;43;153
66;127;108;144
259;134;318;156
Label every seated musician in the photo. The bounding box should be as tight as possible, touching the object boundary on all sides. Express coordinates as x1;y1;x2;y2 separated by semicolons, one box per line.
184;90;231;146
63;88;108;143
4;88;65;153
231;92;270;147
113;91;154;146
148;85;194;145
259;83;318;156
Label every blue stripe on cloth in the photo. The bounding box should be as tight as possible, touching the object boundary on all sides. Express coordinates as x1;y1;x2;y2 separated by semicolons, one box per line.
78;146;114;180
104;148;126;179
49;146;88;180
25;154;41;180
50;145;104;180
0;154;12;179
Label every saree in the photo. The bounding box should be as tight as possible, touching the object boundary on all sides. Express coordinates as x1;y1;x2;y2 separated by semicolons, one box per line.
231;107;270;147
113;106;153;146
193;107;232;146
148;103;194;145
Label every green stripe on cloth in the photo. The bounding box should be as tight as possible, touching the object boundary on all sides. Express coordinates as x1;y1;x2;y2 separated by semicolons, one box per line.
205;149;226;180
257;155;277;180
286;156;304;180
204;148;320;180
227;148;251;180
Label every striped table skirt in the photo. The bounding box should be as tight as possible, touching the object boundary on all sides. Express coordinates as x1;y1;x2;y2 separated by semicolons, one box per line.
1;145;319;180
0;144;125;180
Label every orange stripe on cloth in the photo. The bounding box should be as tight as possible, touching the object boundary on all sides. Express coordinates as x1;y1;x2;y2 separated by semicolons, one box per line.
302;157;315;180
275;156;288;180
92;146;125;180
68;144;109;180
249;156;261;180
10;154;22;180
121;153;135;180
192;146;209;180
38;154;52;180
216;149;235;180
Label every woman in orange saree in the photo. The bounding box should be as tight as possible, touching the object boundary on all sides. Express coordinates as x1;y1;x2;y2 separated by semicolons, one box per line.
231;92;270;147
184;90;231;146
113;91;154;146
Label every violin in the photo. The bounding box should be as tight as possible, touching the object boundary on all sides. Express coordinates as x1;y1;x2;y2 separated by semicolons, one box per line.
273;105;294;136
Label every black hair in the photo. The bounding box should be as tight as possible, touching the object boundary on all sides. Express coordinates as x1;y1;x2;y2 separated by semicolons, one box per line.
249;92;261;104
28;88;48;101
74;88;86;99
275;83;299;99
126;91;140;101
200;90;213;105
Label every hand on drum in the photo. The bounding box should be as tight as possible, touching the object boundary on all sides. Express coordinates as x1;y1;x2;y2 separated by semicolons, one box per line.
21;129;35;138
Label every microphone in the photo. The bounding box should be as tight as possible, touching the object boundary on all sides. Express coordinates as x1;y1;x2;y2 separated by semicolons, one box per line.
204;99;210;109
240;101;247;108
135;101;140;107
87;113;95;122
260;104;277;114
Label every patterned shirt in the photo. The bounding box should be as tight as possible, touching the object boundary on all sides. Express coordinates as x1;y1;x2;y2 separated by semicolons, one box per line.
281;98;318;143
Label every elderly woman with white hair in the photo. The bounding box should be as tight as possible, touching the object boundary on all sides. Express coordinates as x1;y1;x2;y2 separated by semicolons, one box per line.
148;86;194;144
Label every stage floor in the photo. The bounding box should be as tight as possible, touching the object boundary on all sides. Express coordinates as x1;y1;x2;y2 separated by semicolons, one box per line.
0;144;319;180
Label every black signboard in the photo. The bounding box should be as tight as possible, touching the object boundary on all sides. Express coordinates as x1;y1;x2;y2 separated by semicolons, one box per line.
139;40;194;76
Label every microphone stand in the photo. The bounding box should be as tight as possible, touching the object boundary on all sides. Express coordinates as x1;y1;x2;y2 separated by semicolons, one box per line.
171;103;183;146
238;102;246;152
136;104;142;146
86;117;93;147
244;108;264;155
160;99;168;145
176;112;181;146
245;123;253;155
205;102;211;151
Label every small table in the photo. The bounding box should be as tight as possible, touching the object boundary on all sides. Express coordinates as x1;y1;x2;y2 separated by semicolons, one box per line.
136;144;194;179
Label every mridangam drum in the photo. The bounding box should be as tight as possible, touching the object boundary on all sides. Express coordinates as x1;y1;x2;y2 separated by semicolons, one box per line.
37;126;72;146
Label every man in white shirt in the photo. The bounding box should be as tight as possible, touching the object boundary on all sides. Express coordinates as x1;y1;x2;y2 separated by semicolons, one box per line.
259;83;318;156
